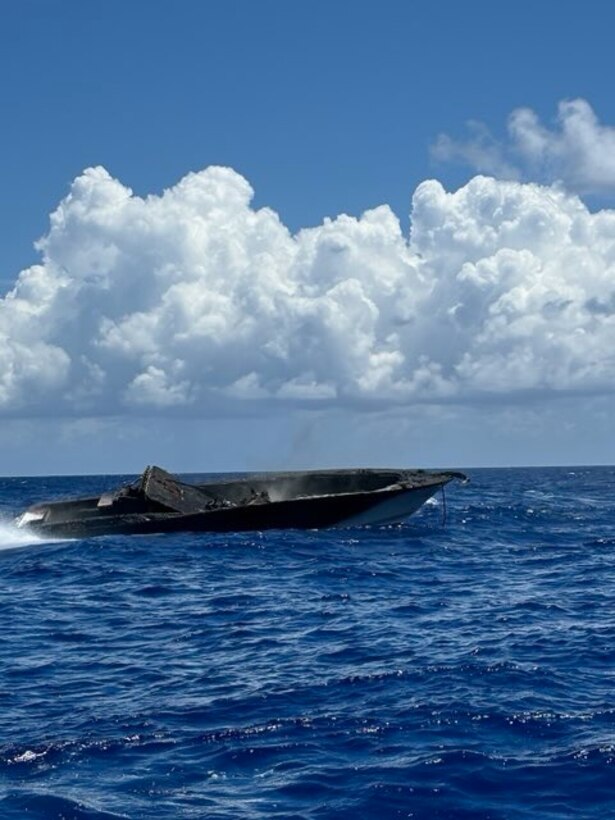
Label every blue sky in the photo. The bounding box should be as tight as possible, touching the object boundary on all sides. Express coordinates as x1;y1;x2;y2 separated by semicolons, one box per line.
3;0;613;279
2;0;615;474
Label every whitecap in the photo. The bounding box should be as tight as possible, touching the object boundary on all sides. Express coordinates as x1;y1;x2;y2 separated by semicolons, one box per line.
0;517;66;551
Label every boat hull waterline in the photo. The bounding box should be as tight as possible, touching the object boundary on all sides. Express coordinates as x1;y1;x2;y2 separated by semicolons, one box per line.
15;466;468;539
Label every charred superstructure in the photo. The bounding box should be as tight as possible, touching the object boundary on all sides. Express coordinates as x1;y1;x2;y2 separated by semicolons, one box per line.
16;465;467;539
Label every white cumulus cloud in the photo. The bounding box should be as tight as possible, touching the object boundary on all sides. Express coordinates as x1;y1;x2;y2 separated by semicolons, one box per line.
2;164;615;417
433;98;615;195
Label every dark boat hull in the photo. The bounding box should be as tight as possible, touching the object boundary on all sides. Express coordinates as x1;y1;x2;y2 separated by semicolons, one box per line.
16;467;466;539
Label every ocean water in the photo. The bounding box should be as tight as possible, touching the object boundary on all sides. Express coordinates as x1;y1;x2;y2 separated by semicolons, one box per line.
0;467;614;819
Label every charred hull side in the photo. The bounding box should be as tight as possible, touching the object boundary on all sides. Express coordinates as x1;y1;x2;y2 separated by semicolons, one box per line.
16;466;468;539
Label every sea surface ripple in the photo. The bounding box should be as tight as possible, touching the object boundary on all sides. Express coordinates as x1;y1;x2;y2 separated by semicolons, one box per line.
0;467;614;818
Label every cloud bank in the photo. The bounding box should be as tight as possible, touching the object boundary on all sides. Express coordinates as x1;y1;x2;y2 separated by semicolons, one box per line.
2;162;615;417
433;98;615;194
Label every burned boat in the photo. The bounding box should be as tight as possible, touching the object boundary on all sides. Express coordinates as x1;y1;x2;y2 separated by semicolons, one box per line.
15;465;467;539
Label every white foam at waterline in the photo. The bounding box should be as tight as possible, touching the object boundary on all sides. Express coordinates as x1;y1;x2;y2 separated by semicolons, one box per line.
0;518;66;551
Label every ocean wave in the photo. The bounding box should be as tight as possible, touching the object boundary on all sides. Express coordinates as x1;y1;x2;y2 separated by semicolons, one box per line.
0;467;614;817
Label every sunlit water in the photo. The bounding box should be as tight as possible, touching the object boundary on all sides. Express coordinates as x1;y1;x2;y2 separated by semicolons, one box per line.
1;467;614;818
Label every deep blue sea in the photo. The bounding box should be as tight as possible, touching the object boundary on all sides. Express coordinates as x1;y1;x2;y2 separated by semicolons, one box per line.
0;467;614;819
